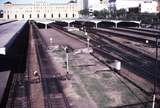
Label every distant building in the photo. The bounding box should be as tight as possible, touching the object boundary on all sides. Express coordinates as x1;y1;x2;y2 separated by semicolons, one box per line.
107;0;159;13
141;0;158;13
100;0;107;4
79;0;88;9
89;0;108;11
2;1;80;20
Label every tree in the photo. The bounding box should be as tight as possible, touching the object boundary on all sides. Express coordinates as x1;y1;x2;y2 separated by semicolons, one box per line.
93;10;100;18
79;9;89;16
93;9;109;19
100;9;109;18
116;8;126;18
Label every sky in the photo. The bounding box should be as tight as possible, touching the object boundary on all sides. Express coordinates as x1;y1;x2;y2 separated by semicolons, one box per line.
0;0;71;4
0;0;98;4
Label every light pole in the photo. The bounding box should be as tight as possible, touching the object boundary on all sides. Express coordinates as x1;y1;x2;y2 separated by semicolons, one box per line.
49;37;53;46
84;31;90;48
145;40;149;44
64;46;69;73
145;40;149;47
87;37;90;49
84;30;88;36
152;34;159;108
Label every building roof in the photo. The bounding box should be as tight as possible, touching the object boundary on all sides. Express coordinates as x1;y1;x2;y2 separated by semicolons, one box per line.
0;21;27;55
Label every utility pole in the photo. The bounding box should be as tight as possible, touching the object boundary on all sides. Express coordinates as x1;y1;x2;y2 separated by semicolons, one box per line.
49;37;53;45
87;37;90;49
85;31;90;48
64;46;69;73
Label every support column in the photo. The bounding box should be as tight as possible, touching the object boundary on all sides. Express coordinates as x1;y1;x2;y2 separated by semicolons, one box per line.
68;23;70;29
45;24;47;29
115;23;117;28
95;23;98;29
139;23;141;28
66;53;69;72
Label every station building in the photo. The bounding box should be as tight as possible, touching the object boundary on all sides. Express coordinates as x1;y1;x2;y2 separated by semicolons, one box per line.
2;1;81;20
89;0;159;13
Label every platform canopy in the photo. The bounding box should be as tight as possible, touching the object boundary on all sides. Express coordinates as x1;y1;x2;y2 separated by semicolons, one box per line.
40;19;141;28
59;19;75;24
36;20;55;25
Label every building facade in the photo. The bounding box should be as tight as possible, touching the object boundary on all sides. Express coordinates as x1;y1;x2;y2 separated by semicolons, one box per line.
108;0;159;13
140;0;158;13
2;1;81;20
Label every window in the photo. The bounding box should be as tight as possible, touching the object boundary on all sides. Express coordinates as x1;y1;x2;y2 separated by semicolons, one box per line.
15;14;17;19
37;14;39;18
7;15;9;19
44;14;46;18
29;14;32;18
66;13;68;18
51;14;53;18
58;13;61;18
72;14;75;18
22;14;24;18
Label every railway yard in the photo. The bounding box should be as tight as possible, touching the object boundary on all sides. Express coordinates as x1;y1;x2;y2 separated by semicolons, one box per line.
0;20;160;108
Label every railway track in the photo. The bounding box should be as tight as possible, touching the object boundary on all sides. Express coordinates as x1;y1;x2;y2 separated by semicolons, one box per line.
49;24;160;90
8;73;20;108
90;28;160;60
32;21;70;108
89;29;160;82
107;27;158;38
94;28;158;45
92;37;158;80
52;24;159;78
129;27;160;34
6;73;30;108
47;24;160;106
